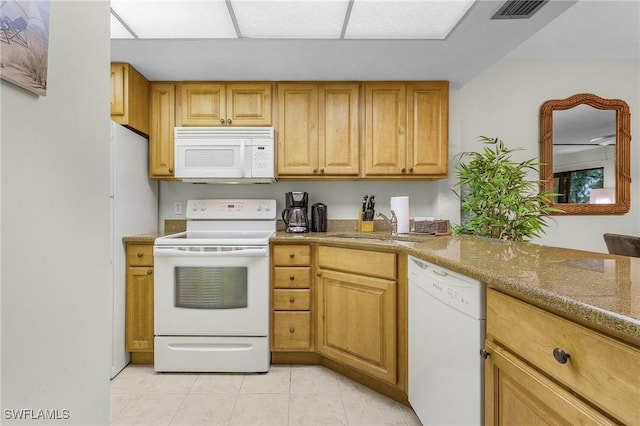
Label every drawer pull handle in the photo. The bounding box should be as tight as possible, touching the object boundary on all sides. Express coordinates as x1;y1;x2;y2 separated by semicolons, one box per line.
289;253;295;259
137;252;143;257
289;327;295;334
480;348;490;359
553;347;570;364
289;275;295;281
289;297;295;304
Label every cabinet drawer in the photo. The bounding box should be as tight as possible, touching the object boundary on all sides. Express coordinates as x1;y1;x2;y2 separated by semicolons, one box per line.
487;289;640;425
273;267;311;288
272;311;312;351
273;245;311;266
126;244;154;267
318;245;396;280
273;289;311;310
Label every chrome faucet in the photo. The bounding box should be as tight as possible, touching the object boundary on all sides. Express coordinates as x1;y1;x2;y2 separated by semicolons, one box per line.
377;210;398;237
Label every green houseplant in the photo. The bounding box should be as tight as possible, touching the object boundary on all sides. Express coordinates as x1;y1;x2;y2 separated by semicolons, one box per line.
452;136;561;242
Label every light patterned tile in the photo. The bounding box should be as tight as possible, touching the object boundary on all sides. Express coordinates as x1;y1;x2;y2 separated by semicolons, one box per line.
190;373;244;394
240;365;290;394
397;402;422;426
290;365;340;394
341;389;407;426
111;370;198;394
110;393;186;426
170;393;238;426
289;393;347;426
110;393;133;419
229;394;289;426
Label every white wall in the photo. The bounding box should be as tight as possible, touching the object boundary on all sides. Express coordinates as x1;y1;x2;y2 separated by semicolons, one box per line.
1;2;111;424
457;59;640;253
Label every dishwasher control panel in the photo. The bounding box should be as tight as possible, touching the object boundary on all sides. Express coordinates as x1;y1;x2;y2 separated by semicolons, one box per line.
408;256;485;319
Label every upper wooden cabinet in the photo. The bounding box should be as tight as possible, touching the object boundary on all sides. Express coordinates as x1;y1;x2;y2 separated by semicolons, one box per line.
149;83;175;178
179;82;272;126
277;83;359;178
363;82;448;178
110;63;150;135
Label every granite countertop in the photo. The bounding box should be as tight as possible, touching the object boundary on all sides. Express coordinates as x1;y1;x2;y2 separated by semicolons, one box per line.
272;231;640;347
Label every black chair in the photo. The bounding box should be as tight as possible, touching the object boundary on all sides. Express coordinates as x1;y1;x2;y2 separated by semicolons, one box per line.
603;233;640;258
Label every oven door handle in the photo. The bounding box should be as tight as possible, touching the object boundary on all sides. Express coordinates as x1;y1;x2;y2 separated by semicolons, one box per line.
153;246;269;257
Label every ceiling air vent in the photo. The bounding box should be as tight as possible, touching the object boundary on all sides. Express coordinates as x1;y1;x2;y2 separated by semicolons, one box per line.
491;0;549;19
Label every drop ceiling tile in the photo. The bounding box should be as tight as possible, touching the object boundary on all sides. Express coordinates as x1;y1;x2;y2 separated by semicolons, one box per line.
111;0;237;39
231;0;349;39
344;0;475;39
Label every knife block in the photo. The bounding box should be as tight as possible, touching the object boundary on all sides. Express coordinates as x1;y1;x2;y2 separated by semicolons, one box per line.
358;212;374;232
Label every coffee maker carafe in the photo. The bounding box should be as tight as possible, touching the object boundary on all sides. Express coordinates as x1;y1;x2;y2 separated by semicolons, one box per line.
282;192;309;233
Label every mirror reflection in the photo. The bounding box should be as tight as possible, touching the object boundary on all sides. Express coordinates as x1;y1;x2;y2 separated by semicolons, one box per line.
552;106;616;204
539;93;631;215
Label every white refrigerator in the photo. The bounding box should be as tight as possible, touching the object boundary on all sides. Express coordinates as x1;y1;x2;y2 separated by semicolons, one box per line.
110;121;158;378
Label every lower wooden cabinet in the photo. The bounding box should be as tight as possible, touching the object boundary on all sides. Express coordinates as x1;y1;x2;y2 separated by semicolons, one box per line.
316;245;397;384
486;289;639;425
125;242;154;363
271;244;313;351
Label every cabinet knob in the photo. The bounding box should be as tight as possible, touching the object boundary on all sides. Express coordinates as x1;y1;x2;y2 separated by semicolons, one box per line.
316;271;322;277
289;297;295;304
552;347;570;364
401;167;407;173
480;348;490;359
289;275;295;281
289;327;295;334
320;168;325;173
409;167;414;172
137;252;143;257
289;253;295;259
146;269;153;275
313;168;318;173
220;118;225;124
227;118;232;124
168;168;174;173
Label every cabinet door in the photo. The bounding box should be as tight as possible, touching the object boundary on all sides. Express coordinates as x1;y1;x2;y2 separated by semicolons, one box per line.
317;268;396;384
227;83;272;125
149;83;175;177
125;266;154;352
364;83;406;176
319;83;359;176
407;82;448;176
110;64;126;116
179;83;225;126
276;83;319;175
485;341;617;426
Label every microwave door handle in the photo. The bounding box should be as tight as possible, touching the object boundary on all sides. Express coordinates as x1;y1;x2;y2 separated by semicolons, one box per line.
153;247;269;257
239;139;246;178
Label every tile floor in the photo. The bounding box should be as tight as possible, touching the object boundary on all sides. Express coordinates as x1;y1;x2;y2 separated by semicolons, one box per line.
110;364;422;425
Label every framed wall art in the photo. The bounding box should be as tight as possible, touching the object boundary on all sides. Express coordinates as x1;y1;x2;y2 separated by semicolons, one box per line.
0;0;50;96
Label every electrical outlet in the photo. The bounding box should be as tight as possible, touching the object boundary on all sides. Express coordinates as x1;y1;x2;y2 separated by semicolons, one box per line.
174;202;183;215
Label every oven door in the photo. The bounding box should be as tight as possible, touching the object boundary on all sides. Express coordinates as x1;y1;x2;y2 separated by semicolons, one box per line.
153;245;269;336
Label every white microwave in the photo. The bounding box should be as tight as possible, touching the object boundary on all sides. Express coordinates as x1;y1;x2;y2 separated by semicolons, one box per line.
174;127;275;183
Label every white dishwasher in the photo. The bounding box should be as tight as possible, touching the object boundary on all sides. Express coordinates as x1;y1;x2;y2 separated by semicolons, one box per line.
408;256;486;426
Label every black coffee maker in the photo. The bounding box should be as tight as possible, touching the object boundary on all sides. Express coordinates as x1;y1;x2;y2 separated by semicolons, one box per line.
282;192;309;233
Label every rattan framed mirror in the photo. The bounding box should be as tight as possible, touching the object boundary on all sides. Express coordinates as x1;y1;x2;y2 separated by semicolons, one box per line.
540;93;631;215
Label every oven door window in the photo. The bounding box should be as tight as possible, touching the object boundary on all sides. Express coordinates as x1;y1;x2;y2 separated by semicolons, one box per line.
174;267;247;309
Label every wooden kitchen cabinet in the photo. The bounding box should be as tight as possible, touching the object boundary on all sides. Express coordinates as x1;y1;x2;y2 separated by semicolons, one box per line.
149;82;176;178
363;81;448;178
125;242;154;364
486;289;640;425
276;83;359;177
271;244;314;351
110;63;150;135
316;245;397;384
179;82;272;126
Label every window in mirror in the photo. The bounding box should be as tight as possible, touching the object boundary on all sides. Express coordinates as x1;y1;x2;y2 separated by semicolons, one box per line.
540;93;631;215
